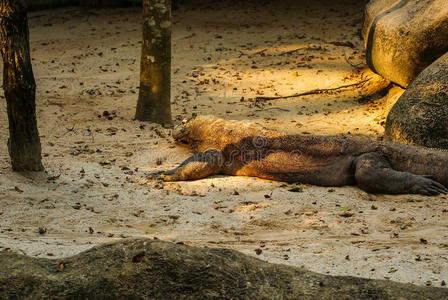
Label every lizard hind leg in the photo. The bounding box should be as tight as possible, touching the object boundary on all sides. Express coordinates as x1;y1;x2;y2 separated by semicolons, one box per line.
158;149;224;182
353;152;448;195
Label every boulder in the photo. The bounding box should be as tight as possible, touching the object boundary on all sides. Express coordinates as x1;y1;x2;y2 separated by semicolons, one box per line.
363;0;448;87
0;239;447;299
385;52;448;148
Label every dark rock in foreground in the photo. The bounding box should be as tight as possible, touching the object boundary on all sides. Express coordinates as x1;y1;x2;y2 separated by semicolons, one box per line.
0;239;446;299
363;0;448;88
385;52;448;148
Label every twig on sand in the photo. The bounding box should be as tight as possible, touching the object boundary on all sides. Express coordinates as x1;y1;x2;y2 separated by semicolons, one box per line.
344;52;365;69
57;125;76;138
255;78;371;101
278;45;324;56
278;47;307;56
255;107;290;112
247;48;268;58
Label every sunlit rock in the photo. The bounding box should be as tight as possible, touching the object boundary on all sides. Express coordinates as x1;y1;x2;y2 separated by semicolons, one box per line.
385;52;448;148
363;0;448;87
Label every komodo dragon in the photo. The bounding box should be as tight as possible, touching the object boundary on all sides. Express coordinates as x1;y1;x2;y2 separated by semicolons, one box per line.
149;115;448;195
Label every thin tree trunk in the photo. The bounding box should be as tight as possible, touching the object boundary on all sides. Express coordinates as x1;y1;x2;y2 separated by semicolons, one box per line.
0;0;43;171
135;0;172;126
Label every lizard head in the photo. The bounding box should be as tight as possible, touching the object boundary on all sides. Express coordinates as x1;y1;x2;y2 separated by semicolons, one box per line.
172;114;198;145
172;114;220;146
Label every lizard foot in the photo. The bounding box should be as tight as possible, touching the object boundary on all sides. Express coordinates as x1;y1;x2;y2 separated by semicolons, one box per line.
146;170;178;182
159;174;177;182
410;175;448;196
146;171;165;181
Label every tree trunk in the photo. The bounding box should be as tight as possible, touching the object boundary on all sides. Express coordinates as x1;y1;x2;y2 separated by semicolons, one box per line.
0;0;43;171
135;0;172;126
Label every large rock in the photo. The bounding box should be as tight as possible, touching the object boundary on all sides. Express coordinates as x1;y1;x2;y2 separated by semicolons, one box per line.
363;0;448;88
0;239;447;299
385;52;448;148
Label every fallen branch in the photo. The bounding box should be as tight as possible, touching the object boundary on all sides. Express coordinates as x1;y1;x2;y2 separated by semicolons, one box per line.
255;78;371;101
344;52;365;69
278;45;324;56
57;125;76;138
278;47;307;56
255;107;290;112
248;48;267;58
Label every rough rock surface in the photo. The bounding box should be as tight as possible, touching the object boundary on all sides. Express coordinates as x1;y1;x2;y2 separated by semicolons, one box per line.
363;0;448;87
0;239;447;299
385;52;448;148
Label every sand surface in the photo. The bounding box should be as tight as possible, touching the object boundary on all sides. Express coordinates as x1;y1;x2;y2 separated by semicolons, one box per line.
0;0;446;288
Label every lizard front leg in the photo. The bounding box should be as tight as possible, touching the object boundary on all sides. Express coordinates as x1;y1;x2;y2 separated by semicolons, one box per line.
353;152;448;195
148;149;224;181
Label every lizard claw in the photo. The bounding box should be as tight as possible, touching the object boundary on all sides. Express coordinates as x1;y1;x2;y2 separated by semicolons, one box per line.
146;170;164;181
159;174;176;182
411;175;448;196
146;170;178;182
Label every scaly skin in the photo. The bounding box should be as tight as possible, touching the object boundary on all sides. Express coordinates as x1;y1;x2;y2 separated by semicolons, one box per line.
149;116;448;195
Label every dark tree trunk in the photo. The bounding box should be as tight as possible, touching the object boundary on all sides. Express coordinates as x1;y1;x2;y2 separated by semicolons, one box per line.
0;0;43;171
135;0;172;126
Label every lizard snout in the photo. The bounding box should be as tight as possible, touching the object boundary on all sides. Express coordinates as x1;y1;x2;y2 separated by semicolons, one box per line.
172;119;189;142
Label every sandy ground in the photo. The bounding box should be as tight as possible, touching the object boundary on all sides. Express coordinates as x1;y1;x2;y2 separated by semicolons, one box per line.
0;0;447;288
